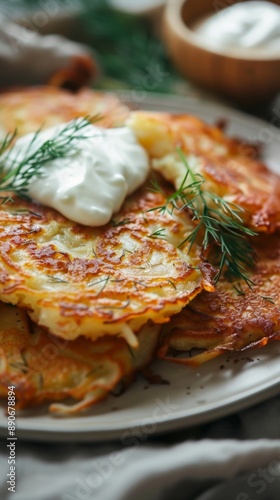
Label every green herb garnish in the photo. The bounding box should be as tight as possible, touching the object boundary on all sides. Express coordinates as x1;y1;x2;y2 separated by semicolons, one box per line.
148;228;167;240
0;117;97;201
149;149;257;286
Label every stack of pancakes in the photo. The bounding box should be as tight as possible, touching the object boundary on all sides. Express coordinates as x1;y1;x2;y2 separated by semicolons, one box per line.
0;87;279;414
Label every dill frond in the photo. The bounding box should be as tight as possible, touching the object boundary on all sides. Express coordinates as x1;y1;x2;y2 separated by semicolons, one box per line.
149;149;258;286
0;116;99;201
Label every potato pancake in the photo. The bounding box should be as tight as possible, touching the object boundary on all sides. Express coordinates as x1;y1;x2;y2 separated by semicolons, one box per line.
128;112;280;232
0;86;129;137
158;233;280;366
0;183;213;345
0;302;160;414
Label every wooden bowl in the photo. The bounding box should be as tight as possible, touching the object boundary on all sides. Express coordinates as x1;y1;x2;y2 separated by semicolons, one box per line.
163;0;280;104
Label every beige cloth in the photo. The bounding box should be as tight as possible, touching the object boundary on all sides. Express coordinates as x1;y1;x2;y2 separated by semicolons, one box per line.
1;395;280;500
0;14;97;88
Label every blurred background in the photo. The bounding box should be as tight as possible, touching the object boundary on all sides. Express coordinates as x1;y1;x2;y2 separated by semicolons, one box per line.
1;0;280;122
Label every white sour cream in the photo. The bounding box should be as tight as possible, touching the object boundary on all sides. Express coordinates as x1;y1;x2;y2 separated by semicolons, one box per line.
8;120;149;226
194;1;280;53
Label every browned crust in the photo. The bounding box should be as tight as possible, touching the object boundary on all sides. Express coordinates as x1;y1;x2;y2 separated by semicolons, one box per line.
158;233;280;366
0;303;160;413
130;111;280;233
0;86;129;135
0;182;213;340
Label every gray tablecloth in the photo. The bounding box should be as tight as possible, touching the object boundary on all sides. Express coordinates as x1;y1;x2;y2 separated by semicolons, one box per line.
1;393;280;500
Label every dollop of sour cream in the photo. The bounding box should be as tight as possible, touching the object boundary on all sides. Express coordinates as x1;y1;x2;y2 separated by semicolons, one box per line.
9;120;149;226
194;1;280;53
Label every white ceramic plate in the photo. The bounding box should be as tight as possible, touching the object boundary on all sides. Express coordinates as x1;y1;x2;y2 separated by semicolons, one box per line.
1;93;280;442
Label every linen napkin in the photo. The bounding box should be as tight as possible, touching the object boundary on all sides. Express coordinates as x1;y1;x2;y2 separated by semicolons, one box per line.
1;393;280;500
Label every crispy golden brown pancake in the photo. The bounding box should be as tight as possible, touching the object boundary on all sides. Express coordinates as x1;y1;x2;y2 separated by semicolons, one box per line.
0;183;213;345
158;233;280;366
0;302;160;414
0;86;129;136
128;112;280;233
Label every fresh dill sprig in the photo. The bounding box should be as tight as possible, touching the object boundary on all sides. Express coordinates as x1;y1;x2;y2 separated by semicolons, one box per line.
0;117;98;200
87;276;110;296
148;228;167;239
149;150;257;286
11;208;42;218
233;283;275;304
46;275;68;284
259;295;275;304
167;279;177;290
233;283;246;296
111;217;131;227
